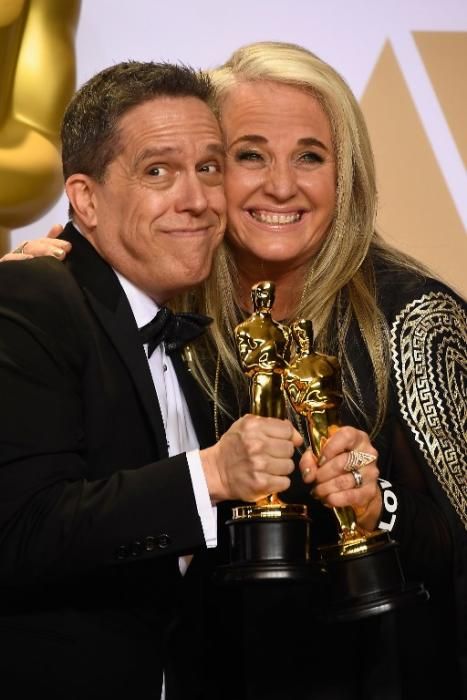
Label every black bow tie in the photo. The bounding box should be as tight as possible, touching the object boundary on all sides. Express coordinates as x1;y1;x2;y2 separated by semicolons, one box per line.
138;306;212;357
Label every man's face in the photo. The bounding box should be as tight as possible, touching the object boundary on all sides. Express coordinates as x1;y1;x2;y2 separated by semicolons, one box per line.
77;96;226;302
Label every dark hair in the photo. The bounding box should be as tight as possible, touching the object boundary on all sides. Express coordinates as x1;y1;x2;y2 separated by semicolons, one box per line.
61;60;215;182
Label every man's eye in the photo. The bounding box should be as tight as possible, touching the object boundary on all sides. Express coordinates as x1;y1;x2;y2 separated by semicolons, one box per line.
148;166;168;176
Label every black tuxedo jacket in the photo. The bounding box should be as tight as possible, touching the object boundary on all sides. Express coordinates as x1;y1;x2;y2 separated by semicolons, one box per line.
0;223;215;699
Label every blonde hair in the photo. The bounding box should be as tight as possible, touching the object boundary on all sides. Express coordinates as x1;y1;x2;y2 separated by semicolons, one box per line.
177;41;429;434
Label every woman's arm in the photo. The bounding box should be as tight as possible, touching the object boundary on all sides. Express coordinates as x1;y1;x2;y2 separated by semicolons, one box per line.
1;224;69;261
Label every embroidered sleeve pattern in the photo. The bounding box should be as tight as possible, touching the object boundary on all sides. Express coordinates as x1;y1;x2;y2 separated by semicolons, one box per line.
390;291;467;529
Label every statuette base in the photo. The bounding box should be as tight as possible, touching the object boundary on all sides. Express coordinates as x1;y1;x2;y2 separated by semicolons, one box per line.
216;505;316;584
316;531;429;621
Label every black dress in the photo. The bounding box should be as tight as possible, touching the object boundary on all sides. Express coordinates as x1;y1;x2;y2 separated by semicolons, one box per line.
202;256;467;700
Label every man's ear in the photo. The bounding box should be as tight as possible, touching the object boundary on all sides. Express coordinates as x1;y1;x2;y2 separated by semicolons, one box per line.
65;174;99;227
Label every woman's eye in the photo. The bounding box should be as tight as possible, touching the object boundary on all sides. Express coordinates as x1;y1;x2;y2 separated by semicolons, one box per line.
199;162;221;174
235;150;264;162
148;165;168;176
299;151;324;164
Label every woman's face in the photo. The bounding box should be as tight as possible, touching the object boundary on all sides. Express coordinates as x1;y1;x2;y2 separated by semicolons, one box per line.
221;81;336;274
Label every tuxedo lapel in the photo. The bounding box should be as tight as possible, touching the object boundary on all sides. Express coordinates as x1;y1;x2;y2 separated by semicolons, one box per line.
60;223;168;455
86;289;169;456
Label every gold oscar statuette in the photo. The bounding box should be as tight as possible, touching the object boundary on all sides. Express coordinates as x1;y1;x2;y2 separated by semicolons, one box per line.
233;280;306;518
285;319;428;620
285;318;379;555
217;282;314;583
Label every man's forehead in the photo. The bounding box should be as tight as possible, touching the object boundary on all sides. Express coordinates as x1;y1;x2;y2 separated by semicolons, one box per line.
120;95;219;128
117;96;222;153
134;142;224;168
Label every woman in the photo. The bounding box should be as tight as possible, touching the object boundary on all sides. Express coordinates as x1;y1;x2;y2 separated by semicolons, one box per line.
199;42;466;700
5;41;466;699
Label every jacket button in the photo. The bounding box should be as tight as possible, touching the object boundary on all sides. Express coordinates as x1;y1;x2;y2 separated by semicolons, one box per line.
144;536;155;552
156;534;171;549
115;544;129;560
130;540;143;557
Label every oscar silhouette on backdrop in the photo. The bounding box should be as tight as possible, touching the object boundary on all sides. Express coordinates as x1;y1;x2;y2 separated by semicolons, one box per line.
0;0;80;255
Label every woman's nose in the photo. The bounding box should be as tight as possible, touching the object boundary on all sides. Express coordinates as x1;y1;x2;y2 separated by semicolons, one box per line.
262;162;298;200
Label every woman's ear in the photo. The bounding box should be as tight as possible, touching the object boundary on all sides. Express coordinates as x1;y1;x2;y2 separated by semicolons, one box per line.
65;174;98;227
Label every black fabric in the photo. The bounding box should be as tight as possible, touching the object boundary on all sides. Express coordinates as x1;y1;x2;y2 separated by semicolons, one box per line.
139;306;212;357
201;254;467;700
0;222;214;699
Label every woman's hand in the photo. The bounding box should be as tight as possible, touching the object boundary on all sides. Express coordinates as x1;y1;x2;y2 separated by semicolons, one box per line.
299;425;382;532
1;224;69;261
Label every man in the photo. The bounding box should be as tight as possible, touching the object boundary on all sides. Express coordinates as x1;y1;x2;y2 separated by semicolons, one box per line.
0;61;301;699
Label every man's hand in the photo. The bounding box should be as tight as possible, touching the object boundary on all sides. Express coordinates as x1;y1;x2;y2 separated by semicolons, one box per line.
201;415;302;503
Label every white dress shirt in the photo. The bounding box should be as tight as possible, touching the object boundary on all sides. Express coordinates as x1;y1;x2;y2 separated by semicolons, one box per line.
115;271;217;560
115;272;218;700
70;225;213;698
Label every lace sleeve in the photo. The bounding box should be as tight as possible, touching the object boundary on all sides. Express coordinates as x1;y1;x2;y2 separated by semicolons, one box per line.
390;290;467;530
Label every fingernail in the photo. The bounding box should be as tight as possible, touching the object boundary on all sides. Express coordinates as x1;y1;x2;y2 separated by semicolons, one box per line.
52;248;64;258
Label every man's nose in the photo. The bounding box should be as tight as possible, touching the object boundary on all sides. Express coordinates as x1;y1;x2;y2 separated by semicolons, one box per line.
175;172;209;215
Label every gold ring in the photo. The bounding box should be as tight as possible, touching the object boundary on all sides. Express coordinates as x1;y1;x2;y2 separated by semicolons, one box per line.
12;240;29;255
351;469;363;488
344;450;375;471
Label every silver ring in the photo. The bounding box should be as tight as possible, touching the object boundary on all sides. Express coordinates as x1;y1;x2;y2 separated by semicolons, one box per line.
344;450;376;471
12;240;29;255
351;469;363;488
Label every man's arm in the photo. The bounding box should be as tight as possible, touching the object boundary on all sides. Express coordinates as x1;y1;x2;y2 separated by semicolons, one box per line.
0;259;207;584
0;259;300;585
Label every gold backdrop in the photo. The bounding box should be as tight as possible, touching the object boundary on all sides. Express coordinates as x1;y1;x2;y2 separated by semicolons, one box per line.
361;33;467;298
0;7;465;298
0;0;81;255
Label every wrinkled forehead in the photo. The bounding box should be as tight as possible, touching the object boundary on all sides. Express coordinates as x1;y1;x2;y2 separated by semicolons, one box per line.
117;94;220;133
114;95;223;160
